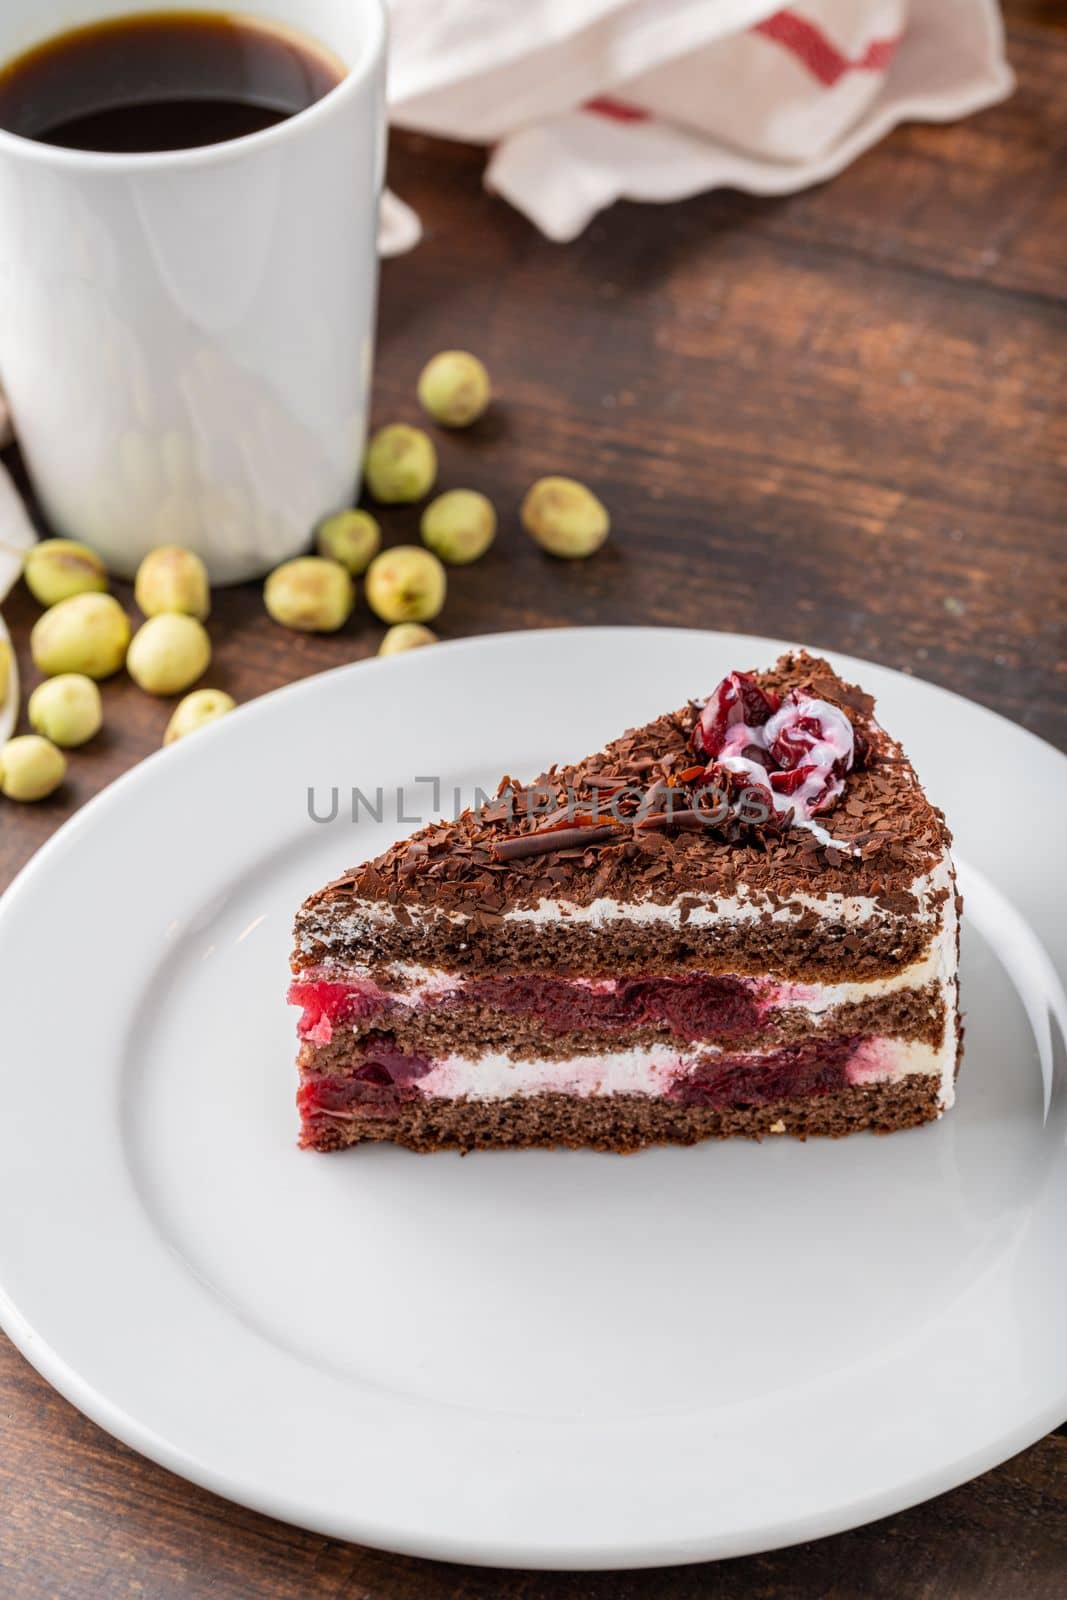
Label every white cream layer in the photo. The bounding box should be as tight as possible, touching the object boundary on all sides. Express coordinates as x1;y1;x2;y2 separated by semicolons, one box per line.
301;854;955;954
410;1022;958;1110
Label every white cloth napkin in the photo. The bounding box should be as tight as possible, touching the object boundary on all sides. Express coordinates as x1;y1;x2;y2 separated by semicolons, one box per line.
381;0;1013;247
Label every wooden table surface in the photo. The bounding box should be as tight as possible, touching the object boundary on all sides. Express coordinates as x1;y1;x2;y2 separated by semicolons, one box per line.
2;4;1065;1595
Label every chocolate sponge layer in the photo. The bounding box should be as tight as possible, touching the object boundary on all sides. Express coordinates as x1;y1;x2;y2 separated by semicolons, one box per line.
297;910;934;982
301;1077;944;1153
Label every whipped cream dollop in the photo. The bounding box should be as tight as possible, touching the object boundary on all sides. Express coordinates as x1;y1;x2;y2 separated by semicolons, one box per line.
693;671;857;848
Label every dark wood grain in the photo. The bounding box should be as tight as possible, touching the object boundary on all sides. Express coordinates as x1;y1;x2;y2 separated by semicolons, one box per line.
1;4;1065;1594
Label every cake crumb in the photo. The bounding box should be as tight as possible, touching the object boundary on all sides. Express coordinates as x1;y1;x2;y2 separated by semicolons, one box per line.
769;1120;786;1134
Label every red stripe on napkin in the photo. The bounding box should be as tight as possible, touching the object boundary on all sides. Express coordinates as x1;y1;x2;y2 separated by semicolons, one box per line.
583;97;650;123
755;10;898;87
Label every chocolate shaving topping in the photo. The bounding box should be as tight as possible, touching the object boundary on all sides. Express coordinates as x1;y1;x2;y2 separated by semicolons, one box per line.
306;652;951;924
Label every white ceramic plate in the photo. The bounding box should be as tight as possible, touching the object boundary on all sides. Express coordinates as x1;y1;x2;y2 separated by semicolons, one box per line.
0;628;1064;1570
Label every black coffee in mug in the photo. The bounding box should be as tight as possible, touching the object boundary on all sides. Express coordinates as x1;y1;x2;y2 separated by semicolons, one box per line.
0;9;345;152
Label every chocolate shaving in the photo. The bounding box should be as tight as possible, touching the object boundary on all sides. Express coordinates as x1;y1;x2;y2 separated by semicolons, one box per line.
531;809;616;835
493;825;625;862
636;809;713;834
636;778;670;819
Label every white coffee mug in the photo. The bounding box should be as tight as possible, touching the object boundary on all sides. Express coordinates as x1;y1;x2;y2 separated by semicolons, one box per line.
0;0;386;582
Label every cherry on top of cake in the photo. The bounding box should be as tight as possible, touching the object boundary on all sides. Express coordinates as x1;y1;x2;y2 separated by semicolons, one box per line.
325;652;952;921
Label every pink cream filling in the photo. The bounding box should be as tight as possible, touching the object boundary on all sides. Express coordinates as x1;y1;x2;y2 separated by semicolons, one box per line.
288;973;824;1048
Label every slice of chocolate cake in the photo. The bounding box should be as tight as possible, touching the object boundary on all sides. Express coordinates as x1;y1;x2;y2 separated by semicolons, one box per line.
290;652;961;1153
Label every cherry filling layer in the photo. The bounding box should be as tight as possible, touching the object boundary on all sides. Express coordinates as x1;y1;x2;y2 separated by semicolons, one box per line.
290;979;395;1044
674;1036;858;1106
297;1039;435;1121
297;1033;874;1125
289;973;788;1046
